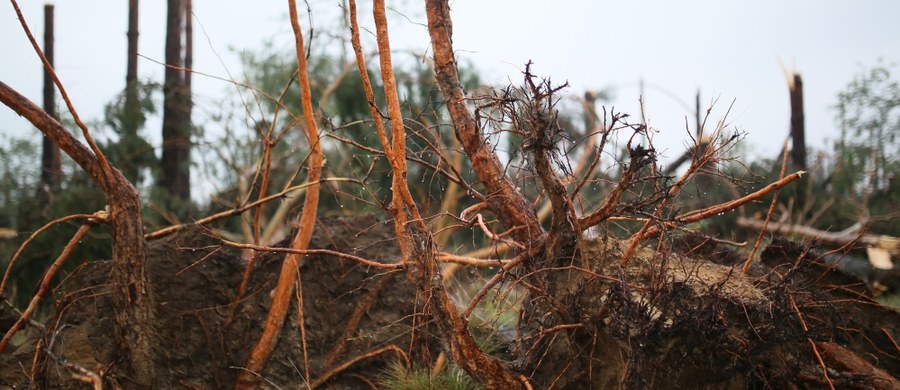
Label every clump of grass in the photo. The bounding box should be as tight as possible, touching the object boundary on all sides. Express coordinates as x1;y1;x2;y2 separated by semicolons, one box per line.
378;361;483;390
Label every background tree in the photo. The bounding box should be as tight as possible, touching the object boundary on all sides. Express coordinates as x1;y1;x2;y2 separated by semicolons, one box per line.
220;38;484;248
39;5;61;192
102;0;158;190
160;0;192;218
832;63;899;230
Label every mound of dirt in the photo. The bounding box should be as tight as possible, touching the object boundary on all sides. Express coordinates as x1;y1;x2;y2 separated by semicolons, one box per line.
1;215;436;389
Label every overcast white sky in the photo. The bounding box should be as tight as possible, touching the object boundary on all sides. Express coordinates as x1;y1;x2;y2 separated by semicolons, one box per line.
2;0;899;167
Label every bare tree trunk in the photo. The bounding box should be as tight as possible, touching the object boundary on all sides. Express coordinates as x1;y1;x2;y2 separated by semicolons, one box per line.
120;0;141;183
107;179;156;389
184;0;192;93
737;216;898;254
40;5;61;190
126;0;139;95
161;0;191;217
695;89;702;138
789;73;807;210
0;82;157;387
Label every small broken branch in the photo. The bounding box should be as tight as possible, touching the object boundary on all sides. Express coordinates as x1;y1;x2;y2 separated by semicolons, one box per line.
578;143;653;230
638;171;806;243
219;240;402;270
742;140;790;273
310;345;408;389
144;178;355;240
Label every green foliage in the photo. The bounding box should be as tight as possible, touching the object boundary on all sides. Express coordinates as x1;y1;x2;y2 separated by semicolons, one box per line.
0;137;39;230
830;63;900;234
101;80;160;185
229;41;490;247
378;361;483;390
0;137;109;307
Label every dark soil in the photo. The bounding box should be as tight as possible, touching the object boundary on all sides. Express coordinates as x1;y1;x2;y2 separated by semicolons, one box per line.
1;215;437;389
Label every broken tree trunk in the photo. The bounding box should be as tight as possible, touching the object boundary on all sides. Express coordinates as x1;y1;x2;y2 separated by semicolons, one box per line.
790;74;806;172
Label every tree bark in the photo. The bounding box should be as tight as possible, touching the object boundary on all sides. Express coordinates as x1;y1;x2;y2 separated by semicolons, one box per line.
424;0;543;247
342;0;527;386
40;5;61;190
184;0;192;93
161;0;191;217
789;73;806;209
0;81;157;387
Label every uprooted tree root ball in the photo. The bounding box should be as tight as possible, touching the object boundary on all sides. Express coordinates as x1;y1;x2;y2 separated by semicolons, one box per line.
1;217;897;388
1;217;440;388
514;235;899;388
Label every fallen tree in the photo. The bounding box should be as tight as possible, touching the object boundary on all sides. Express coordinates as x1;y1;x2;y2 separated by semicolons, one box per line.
1;0;898;388
738;216;900;256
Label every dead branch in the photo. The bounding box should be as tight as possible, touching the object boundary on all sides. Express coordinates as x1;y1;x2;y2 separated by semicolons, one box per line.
633;171;806;248
294;271;311;386
570;108;621;202
736;217;899;255
519;65;578;254
344;1;527;387
437;252;507;267
4;3;160;383
324;275;393;369
440;242;513;281
144;178;355;240
468;213;526;250
463;250;533;318
0;81;156;385
219;239;402;270
622;108;737;261
815;341;900;389
578;142;654;230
